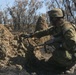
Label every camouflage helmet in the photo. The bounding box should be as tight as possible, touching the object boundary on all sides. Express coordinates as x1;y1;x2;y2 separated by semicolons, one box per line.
48;8;64;17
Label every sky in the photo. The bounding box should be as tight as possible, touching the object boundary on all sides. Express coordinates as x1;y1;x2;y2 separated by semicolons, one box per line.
0;0;46;14
0;0;15;10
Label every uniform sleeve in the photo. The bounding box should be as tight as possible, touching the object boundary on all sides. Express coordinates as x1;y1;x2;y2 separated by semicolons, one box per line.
33;26;55;38
62;24;76;50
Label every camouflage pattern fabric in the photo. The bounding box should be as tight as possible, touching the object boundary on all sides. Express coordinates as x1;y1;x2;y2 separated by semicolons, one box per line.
52;49;73;67
62;21;76;50
34;16;50;45
35;16;48;32
48;8;63;17
33;19;76;67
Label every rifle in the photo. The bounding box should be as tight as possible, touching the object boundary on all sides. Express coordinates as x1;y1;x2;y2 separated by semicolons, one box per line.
36;39;56;53
19;33;63;53
34;36;63;53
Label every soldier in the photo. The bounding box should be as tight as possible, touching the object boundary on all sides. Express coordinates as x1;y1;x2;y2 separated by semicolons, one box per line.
20;8;76;74
35;16;48;32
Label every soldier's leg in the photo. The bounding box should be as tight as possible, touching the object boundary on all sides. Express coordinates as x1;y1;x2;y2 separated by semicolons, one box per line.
52;49;73;67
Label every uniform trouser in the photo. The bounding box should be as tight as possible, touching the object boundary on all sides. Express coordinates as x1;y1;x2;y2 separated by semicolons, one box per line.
50;43;75;68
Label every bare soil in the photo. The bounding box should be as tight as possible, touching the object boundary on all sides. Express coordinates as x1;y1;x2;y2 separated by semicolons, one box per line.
0;24;76;75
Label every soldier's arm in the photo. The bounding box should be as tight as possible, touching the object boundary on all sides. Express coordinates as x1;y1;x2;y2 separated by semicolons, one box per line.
32;26;54;38
19;26;55;38
62;24;76;50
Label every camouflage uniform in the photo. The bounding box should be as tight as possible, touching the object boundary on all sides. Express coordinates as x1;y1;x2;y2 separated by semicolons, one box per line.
32;9;76;67
20;8;76;68
35;16;48;32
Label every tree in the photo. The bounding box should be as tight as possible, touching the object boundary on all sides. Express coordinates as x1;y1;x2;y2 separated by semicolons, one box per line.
7;0;43;31
44;0;76;23
0;11;3;24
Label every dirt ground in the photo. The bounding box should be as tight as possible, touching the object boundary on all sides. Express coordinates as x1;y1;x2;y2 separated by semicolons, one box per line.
0;24;76;75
